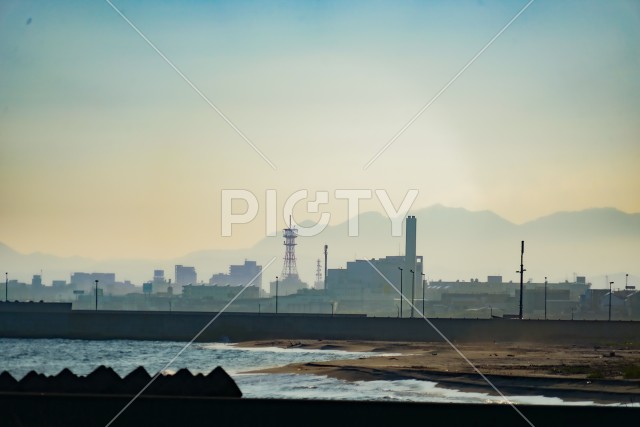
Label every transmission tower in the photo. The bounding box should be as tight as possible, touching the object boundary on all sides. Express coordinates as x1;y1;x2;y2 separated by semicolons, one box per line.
282;216;298;279
315;259;322;288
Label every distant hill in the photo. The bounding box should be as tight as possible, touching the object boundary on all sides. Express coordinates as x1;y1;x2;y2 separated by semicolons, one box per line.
1;206;638;288
521;208;640;239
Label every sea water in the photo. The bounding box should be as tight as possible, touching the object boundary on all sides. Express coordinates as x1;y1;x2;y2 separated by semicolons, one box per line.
0;338;628;406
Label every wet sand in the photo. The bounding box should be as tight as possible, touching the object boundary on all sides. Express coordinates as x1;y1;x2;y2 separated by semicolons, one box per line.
239;340;640;403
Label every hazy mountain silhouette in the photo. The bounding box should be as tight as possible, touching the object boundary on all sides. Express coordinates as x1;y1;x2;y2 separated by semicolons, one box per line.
1;206;638;288
521;208;640;240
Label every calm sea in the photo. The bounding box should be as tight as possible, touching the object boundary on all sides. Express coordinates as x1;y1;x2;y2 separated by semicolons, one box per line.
0;338;624;406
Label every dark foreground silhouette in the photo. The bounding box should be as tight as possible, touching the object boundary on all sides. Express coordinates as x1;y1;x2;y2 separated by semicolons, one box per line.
0;365;241;397
0;365;637;426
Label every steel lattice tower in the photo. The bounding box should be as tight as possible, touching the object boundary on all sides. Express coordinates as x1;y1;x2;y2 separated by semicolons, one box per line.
315;259;322;285
282;217;298;279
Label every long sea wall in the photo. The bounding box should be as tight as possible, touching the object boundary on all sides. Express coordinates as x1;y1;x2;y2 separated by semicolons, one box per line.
0;304;638;343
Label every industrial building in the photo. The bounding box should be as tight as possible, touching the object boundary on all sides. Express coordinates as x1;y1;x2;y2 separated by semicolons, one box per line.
325;215;424;316
425;276;590;319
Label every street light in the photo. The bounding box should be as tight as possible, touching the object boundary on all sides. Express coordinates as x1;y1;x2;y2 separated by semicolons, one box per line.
544;276;547;320
398;267;403;319
95;280;99;310
421;272;426;318
410;269;415;318
609;281;614;321
275;276;279;314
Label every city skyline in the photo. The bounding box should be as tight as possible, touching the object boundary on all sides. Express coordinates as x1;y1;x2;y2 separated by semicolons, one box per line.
1;204;638;288
1;0;639;261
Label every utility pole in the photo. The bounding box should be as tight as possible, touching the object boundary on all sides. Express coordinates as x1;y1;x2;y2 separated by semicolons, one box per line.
516;241;526;320
4;272;7;302
609;281;614;321
275;276;279;314
422;273;426;318
95;280;99;311
398;267;403;318
544;276;547;320
410;269;415;318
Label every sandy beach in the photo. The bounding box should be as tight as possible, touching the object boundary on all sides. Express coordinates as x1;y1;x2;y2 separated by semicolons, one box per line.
240;340;640;403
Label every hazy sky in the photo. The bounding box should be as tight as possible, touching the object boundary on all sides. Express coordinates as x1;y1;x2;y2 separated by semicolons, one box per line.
1;0;639;260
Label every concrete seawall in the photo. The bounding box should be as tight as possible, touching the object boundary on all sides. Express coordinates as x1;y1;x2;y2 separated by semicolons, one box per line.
1;309;638;343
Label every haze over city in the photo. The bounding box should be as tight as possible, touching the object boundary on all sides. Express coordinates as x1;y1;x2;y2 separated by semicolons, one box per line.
2;3;640;424
1;0;638;281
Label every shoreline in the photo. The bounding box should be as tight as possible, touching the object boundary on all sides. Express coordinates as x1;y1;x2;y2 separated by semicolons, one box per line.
238;340;640;404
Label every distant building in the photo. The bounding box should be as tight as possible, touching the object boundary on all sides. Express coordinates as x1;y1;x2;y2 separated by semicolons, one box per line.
327;255;424;303
70;273;116;290
269;275;307;297
427;278;590;318
175;265;197;287
153;270;165;283
183;284;259;300
325;216;425;316
31;275;42;287
150;269;170;294
209;260;262;288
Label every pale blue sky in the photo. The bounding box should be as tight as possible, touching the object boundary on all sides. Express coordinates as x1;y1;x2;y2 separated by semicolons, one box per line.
1;0;639;258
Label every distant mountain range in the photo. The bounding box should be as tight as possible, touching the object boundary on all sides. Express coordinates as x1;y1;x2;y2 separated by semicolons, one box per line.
1;205;639;288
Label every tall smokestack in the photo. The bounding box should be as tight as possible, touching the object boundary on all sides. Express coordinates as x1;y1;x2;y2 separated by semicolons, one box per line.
405;216;417;317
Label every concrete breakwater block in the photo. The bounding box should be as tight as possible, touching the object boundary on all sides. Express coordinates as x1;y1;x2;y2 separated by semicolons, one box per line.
0;366;242;398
